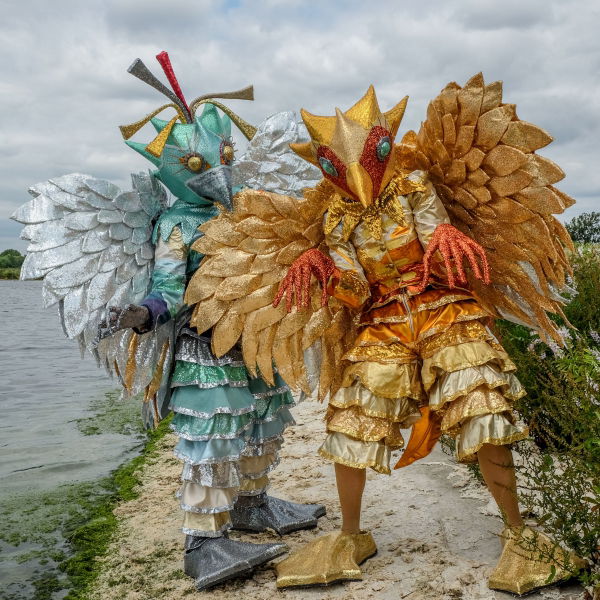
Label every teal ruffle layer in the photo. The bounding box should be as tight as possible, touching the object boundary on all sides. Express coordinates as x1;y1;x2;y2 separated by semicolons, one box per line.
172;392;293;441
174;409;295;465
171;361;248;388
170;359;294;463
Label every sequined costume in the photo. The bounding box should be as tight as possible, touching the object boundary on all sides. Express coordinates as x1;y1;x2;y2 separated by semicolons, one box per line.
188;74;581;595
12;52;325;591
317;169;528;473
118;55;327;588
140;217;296;539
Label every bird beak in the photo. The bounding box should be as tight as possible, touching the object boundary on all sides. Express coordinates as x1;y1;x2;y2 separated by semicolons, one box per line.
186;165;233;212
346;162;373;208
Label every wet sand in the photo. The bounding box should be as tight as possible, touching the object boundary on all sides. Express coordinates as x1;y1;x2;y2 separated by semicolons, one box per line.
90;401;583;600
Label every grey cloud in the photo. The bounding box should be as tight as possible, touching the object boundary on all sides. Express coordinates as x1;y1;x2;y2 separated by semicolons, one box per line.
450;0;557;30
1;0;599;254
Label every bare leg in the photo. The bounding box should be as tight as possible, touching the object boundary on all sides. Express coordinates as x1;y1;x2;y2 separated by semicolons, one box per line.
477;443;524;528
335;463;366;534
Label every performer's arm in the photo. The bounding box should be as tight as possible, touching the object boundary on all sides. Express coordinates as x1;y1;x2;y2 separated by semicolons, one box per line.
409;173;489;290
408;174;451;251
324;221;371;310
139;225;189;330
272;219;370;312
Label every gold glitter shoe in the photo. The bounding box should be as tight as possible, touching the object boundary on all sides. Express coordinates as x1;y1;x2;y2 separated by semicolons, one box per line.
275;530;377;588
488;526;586;595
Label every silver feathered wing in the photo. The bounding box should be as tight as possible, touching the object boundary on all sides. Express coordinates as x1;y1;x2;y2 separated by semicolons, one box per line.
11;172;174;427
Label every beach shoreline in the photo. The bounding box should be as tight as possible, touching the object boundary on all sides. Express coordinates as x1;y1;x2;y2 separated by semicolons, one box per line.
87;401;583;600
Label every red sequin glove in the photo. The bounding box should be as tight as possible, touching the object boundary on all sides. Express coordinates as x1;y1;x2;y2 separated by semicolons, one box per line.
273;248;335;312
417;223;490;293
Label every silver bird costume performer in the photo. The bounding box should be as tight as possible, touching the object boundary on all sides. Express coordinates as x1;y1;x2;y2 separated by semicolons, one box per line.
12;51;324;590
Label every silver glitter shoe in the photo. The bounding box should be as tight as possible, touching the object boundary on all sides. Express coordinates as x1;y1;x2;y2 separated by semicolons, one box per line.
231;493;326;535
183;535;287;590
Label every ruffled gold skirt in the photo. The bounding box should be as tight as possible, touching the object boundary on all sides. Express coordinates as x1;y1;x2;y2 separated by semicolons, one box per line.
319;289;528;473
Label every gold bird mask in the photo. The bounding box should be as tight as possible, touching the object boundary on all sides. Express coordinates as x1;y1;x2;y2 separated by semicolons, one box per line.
290;86;408;207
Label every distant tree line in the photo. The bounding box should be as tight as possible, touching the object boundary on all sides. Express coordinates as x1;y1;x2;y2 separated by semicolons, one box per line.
0;249;24;279
565;211;600;244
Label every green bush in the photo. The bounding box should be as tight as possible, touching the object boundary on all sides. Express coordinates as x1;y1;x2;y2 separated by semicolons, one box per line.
0;249;24;279
0;267;20;279
494;246;600;593
0;249;24;269
566;212;600;244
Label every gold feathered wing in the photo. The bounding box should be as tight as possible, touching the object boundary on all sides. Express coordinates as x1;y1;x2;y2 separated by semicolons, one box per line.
398;72;574;342
184;184;356;399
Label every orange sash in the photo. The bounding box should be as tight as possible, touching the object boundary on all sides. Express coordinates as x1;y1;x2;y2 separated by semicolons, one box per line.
394;406;442;469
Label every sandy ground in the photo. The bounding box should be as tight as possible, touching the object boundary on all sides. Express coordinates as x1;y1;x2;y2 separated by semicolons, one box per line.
90;402;583;600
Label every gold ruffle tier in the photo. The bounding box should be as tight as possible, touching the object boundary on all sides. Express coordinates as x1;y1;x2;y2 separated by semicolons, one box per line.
239;453;277;477
440;385;513;434
355;291;489;348
429;364;525;412
326;405;405;447
342;360;422;400
182;510;231;536
421;340;516;392
180;482;238;514
455;413;528;463
329;382;422;423
319;432;392;474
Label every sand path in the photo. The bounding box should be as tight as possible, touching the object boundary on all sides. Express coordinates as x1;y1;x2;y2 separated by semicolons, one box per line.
90;401;583;600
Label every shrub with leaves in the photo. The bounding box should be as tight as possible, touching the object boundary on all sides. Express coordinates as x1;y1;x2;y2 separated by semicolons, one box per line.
0;249;24;279
566;212;600;244
494;246;600;594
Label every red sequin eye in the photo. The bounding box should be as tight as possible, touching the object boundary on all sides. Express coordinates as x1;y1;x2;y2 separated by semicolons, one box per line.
316;146;352;195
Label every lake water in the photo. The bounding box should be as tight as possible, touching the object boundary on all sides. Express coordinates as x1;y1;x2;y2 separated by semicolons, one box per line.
0;280;144;598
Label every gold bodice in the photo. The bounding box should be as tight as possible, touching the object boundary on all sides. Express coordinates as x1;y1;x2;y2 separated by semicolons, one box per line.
325;171;450;308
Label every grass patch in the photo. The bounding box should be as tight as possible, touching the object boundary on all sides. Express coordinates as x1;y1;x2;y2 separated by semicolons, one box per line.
0;268;21;280
75;391;145;438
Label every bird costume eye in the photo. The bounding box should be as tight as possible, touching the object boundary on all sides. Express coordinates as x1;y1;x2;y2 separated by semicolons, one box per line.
376;136;391;162
319;156;338;177
220;139;235;165
180;152;206;172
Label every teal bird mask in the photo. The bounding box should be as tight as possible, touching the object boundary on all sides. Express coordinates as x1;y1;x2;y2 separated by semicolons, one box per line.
120;51;256;211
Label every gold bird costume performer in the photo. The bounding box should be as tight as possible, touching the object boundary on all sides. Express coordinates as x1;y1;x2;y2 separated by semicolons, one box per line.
186;74;584;595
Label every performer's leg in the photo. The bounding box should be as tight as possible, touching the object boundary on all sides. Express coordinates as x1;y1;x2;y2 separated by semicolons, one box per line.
275;459;377;590
419;318;585;593
179;475;287;590
335;463;366;533
276;429;389;588
477;443;523;527
276;351;419;589
231;449;326;534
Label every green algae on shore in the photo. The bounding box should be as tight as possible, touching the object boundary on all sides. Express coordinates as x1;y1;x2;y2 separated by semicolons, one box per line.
75;390;146;438
0;409;172;600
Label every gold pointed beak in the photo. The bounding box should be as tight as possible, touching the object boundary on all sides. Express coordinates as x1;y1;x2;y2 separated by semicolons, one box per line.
346;162;373;208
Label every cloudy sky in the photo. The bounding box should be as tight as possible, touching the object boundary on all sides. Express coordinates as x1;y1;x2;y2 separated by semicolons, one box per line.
1;0;599;251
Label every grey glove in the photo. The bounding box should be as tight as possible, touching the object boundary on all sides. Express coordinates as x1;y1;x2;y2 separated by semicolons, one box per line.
95;304;150;343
